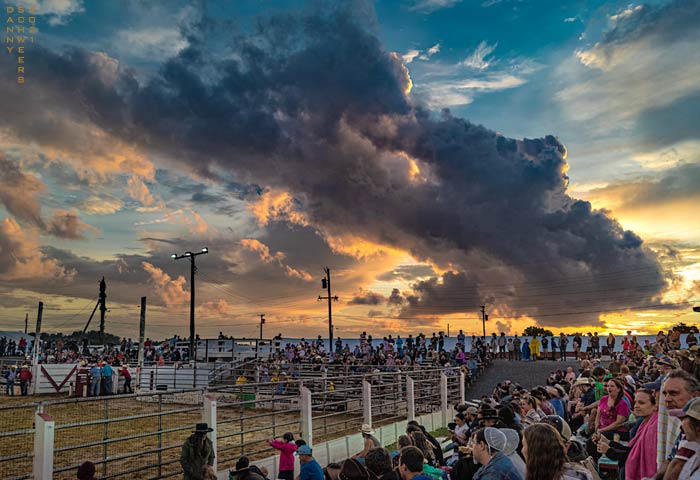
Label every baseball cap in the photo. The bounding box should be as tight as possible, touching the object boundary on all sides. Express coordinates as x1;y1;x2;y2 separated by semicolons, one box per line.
296;445;312;456
658;356;680;369
540;415;572;442
466;406;478;415
670;398;700;421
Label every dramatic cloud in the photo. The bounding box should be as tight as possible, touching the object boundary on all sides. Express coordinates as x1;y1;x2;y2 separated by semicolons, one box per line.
141;261;189;305
0;3;670;328
0;218;74;281
376;264;437;282
557;0;700;143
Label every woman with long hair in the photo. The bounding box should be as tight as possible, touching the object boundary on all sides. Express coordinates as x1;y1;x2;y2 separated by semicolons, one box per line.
594;378;630;438
409;430;436;466
523;423;592;480
596;388;659;480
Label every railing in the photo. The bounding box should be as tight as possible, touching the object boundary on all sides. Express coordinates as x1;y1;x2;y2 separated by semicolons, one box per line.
209;380;303;472
42;389;204;480
0;402;37;480
0;362;489;480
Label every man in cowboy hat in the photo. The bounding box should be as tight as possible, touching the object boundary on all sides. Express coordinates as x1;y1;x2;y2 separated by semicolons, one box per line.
18;365;32;396
180;423;215;480
353;424;381;461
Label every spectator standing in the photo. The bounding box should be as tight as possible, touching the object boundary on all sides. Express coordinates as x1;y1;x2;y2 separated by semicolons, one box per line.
267;432;297;480
89;363;101;396
297;445;324;480
120;365;132;394
498;333;507;359
513;335;522;361
559;334;569;361
4;366;16;396
18;365;32;396
542;337;549;360
606;333;615;357
101;362;114;395
180;423;215;480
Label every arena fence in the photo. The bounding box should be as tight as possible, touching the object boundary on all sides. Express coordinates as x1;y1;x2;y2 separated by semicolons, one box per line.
0;365;479;480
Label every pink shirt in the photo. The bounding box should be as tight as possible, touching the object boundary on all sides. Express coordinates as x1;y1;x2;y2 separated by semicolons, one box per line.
270;440;297;471
598;395;630;431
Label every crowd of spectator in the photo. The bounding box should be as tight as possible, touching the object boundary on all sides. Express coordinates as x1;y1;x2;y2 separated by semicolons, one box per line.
196;330;700;480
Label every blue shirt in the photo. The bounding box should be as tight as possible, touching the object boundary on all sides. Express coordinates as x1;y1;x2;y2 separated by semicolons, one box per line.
299;459;324;480
89;366;101;379
101;364;113;378
473;452;523;480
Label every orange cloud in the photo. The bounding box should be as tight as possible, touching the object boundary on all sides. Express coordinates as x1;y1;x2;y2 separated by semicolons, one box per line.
189;210;209;234
141;261;189;305
0;218;74;281
240;238;313;281
248;189;309;227
127;177;156;206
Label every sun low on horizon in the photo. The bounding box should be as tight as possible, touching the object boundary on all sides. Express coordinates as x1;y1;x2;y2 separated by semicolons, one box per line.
0;0;698;341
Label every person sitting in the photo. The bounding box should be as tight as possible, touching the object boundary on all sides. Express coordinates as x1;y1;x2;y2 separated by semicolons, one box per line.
523;423;592;480
595;388;658;480
397;446;432;480
471;427;523;480
354;424;381;462
365;447;399;480
391;435;414;467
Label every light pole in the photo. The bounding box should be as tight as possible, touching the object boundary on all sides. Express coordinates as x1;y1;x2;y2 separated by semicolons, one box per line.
171;247;208;364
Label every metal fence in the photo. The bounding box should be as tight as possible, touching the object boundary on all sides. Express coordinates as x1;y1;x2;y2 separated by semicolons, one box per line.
0;361;489;480
0;402;37;480
210;380;303;472
42;389;204;480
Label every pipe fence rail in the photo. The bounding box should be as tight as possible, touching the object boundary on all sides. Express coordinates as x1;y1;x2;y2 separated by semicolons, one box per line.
0;361;490;480
0;403;37;480
209;380;303;472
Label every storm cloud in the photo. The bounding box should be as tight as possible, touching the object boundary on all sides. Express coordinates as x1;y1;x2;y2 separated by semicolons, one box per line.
0;2;671;327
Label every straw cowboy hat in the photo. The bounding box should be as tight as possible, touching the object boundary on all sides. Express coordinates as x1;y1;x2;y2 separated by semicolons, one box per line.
360;424;375;435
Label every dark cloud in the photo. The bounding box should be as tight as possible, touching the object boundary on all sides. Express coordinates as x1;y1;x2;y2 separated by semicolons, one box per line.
376;264;437;282
636;91;700;148
388;288;405;305
0;2;669;327
348;290;386;306
46;212;95;240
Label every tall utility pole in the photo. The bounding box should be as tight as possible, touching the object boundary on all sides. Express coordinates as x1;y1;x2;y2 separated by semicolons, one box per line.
259;314;265;340
318;267;338;352
24;313;28;334
480;305;488;340
171;247;209;363
98;277;107;344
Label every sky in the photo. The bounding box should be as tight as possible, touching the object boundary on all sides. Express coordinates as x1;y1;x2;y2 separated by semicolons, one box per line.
0;0;698;341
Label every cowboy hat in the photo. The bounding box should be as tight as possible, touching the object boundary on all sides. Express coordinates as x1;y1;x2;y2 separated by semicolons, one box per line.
194;423;213;433
360;424;375;435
